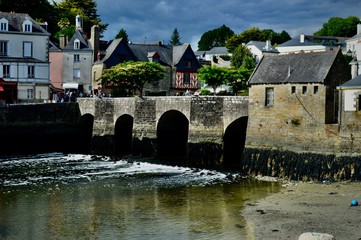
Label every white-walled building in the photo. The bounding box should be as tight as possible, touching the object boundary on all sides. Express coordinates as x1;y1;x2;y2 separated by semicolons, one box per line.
345;24;361;78
0;12;51;103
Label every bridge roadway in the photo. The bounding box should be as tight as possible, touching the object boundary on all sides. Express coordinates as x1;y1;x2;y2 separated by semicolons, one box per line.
77;96;249;166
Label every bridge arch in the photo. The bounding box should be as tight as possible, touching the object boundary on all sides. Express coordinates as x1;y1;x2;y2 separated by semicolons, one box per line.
78;113;94;153
157;110;189;162
115;114;134;155
223;116;248;168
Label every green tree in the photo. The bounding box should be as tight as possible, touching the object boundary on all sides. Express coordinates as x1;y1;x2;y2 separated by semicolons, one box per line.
314;16;361;37
198;66;229;95
54;0;108;37
198;24;234;51
230;44;254;69
101;61;165;97
169;28;182;46
115;28;129;42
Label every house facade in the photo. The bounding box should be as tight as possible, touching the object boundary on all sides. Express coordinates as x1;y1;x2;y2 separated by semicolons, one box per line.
92;39;201;96
345;24;361;78
0;12;51;104
247;50;351;154
246;40;279;63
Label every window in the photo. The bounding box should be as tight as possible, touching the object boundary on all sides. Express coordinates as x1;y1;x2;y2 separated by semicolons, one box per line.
313;86;319;94
265;87;274;106
291;86;296;94
359;95;361;111
73;69;80;78
74;39;80;49
27;89;33;99
185;60;192;68
183;73;190;85
3;65;10;78
0;22;7;31
28;66;35;78
74;54;80;62
0;41;8;56
23;19;32;33
23;42;32;57
302;86;307;94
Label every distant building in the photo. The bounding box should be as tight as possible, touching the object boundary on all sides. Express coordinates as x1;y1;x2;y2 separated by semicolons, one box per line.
276;34;348;54
0;12;51;104
246;40;279;64
345;24;361;78
92;39;202;96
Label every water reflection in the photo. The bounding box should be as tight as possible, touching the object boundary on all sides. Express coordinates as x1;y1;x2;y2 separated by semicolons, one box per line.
0;153;280;239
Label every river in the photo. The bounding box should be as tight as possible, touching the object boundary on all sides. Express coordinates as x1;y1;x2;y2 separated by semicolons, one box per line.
0;153;281;240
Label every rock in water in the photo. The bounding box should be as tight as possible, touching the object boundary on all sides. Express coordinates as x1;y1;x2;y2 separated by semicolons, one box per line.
299;232;335;240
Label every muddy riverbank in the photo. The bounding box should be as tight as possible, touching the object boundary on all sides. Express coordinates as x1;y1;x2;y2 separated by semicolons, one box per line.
242;179;361;240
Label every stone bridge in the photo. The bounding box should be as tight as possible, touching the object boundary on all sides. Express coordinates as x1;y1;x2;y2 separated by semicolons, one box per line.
77;96;249;167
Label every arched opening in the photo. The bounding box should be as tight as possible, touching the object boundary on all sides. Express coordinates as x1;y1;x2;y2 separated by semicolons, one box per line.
78;113;94;153
157;110;189;162
223;117;248;168
115;114;134;155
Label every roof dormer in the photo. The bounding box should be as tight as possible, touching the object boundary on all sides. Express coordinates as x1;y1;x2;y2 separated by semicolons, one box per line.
0;18;8;31
74;39;80;49
22;19;32;33
147;52;160;63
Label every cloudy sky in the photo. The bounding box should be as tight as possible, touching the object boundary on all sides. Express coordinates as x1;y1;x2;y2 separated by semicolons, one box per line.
85;0;361;50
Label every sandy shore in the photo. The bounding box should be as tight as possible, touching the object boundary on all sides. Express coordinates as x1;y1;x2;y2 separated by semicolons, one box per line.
242;179;361;240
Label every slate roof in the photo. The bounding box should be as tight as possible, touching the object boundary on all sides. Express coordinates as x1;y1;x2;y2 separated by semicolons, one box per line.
0;12;49;35
63;29;91;51
207;47;230;55
337;75;361;89
278;35;347;47
246;41;279;53
249;50;340;85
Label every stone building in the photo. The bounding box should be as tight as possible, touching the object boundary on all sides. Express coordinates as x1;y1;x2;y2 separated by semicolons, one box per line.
247;49;351;154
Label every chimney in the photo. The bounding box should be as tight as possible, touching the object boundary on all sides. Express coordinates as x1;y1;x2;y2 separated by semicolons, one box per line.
358;24;361;35
265;40;271;51
300;34;305;43
59;34;67;49
90;25;100;62
76;15;82;29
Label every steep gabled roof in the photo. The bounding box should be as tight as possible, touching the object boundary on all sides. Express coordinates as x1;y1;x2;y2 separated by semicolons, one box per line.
63;29;91;50
249;50;340;85
128;43;173;66
0;12;49;35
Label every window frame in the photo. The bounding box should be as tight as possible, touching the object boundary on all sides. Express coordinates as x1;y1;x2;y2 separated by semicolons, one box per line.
265;87;274;107
183;73;190;85
0;41;8;56
74;54;80;62
28;65;35;78
3;64;10;78
23;41;33;57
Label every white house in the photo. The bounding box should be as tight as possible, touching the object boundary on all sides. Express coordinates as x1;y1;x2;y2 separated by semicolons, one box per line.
246;40;279;63
345;24;361;78
0;12;51;103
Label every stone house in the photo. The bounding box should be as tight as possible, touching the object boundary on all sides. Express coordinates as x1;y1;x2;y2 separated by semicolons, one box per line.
247;49;351;154
0;12;51;103
92;38;202;96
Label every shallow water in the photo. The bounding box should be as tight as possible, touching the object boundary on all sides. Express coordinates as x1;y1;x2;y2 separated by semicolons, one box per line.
0;153;281;239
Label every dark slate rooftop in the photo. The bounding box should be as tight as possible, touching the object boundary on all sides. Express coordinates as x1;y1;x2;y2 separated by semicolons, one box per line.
337;75;361;89
278;34;348;47
63;29;91;51
246;41;279;53
248;50;339;85
0;12;49;35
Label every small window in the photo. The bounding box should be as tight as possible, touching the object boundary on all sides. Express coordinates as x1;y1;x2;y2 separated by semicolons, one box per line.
74;54;80;62
265;87;274;106
313;86;319;94
3;65;10;78
23;19;32;33
23;42;32;57
73;69;80;78
0;41;8;56
358;95;361;111
183;73;190;85
0;22;8;31
291;86;296;94
302;86;307;94
28;66;35;78
27;89;33;99
185;60;191;68
74;39;80;49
